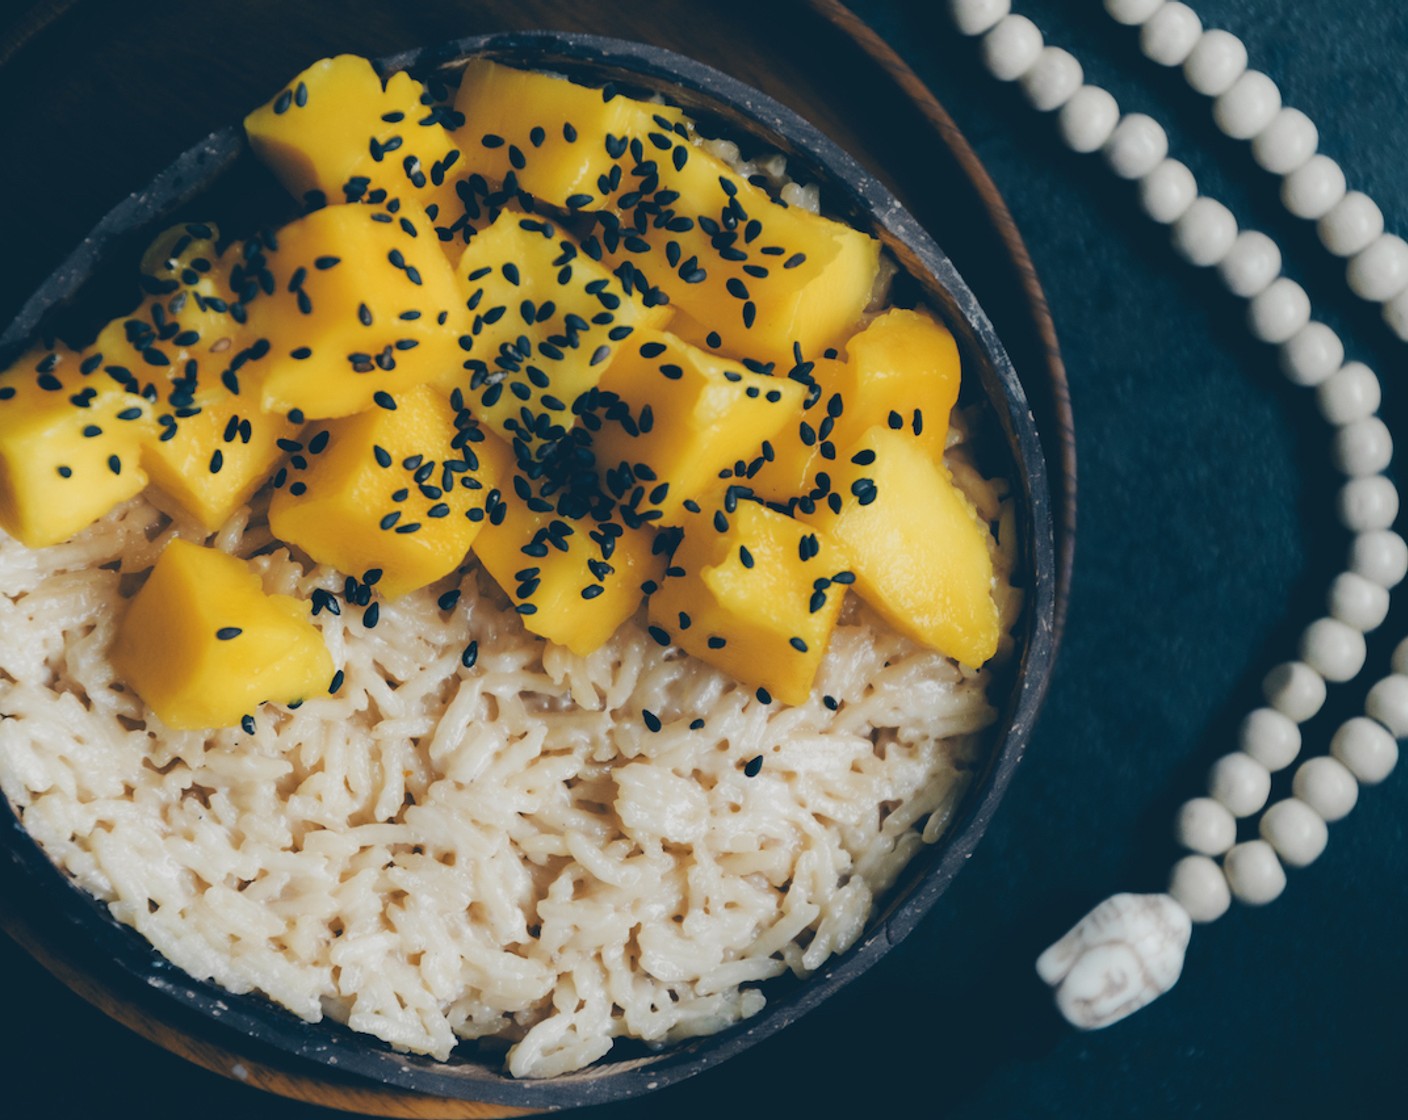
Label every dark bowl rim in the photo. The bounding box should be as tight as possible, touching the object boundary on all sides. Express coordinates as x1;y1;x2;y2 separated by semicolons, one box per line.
0;29;1058;1111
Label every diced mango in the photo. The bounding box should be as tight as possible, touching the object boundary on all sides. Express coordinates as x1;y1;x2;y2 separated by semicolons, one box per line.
269;386;505;599
244;55;467;246
797;426;998;668
647;498;849;705
144;403;300;531
242;202;469;419
453;59;686;212
0;343;149;547
745;354;844;504
600;139;880;364
472;477;666;657
447;209;672;443
90;225;297;530
828;308;960;456
111;538;333;730
586;330;805;521
749;310;961;504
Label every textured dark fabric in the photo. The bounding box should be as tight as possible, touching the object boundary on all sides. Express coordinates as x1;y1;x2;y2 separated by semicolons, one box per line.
4;2;1406;1117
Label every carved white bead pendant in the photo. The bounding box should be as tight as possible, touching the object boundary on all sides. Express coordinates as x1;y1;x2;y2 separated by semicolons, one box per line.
1037;893;1192;1029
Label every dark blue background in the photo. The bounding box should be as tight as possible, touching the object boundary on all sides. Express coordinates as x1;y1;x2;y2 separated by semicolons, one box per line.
5;1;1407;1117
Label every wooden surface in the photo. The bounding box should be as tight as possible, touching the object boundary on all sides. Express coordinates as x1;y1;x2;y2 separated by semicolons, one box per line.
0;0;1070;1115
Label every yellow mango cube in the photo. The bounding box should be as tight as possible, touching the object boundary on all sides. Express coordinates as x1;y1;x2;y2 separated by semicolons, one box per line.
0;343;149;548
827;308;960;456
269;386;506;599
587;330;805;521
797;426;999;668
600;140;880;364
111;539;334;730
448;209;672;443
245;55;467;246
90;225;297;530
746;354;845;504
242;202;469;419
473;482;665;656
453;59;685;212
144;403;300;531
647;498;849;706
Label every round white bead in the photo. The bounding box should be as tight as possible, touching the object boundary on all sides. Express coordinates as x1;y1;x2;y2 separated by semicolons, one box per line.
1218;230;1281;298
1259;798;1328;868
1239;707;1302;771
1331;715;1400;784
1213;70;1281;139
1262;661;1326;724
1349;529;1408;588
1021;46;1085;112
1293;756;1359;823
1282;154;1347;220
1105;0;1164;26
1338;474;1399;533
1104;114;1169;179
1250;108;1318;175
1223;840;1286;905
1317;361;1381;425
983;15;1044;82
1327;571;1390;632
1182;29;1248;96
1299;616;1367;682
950;0;1011;37
1168;855;1230;923
1365;674;1408;738
1208;752;1271;817
1176;796;1237;855
1347;233;1408;302
1141;3;1202;66
1318;191;1385;258
1279;322;1344;387
1140;159;1198;224
1380;285;1408;342
1332;416;1393;477
1059;86;1121;153
1393;637;1408;676
1247;278;1310;343
1173;197;1237;266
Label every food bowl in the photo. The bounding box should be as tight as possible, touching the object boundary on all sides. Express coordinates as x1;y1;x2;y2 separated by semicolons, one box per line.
0;30;1057;1112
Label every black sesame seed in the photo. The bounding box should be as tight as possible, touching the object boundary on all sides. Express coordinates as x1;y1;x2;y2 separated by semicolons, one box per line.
642;709;662;733
363;602;380;628
789;637;809;652
744;755;763;777
648;625;672;647
707;636;727;649
329;669;345;693
374;391;397;410
216;627;242;640
755;686;772;704
241;715;256;735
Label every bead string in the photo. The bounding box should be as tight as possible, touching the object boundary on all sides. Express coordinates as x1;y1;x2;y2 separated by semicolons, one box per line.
950;0;1404;1027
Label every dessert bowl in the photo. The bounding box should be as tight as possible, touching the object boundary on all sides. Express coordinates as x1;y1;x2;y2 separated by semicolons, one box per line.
0;30;1056;1112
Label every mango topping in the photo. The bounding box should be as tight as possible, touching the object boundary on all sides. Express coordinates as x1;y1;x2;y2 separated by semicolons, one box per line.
243;201;469;419
0;342;149;547
587;329;806;522
648;497;851;706
447;209;672;443
244;55;468;247
797;426;999;669
111;539;333;730
269;385;507;600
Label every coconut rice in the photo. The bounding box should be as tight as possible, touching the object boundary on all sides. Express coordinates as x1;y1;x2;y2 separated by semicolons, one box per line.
0;403;1018;1078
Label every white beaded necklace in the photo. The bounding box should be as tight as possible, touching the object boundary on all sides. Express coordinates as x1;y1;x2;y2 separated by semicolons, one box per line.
950;0;1405;1029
